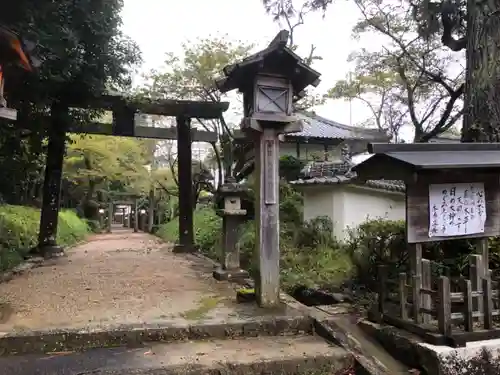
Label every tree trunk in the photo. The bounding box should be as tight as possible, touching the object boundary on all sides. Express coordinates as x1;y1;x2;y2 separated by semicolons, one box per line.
462;0;500;142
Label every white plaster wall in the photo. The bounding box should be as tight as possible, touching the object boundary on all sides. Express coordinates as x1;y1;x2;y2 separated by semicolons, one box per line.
341;186;405;240
302;187;346;240
299;184;405;241
302;188;339;234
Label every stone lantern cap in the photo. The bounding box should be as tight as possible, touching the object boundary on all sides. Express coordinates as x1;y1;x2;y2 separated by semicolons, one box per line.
217;177;249;198
216;177;248;216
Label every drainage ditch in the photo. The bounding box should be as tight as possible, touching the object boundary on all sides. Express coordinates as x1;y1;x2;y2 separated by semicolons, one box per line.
290;285;412;375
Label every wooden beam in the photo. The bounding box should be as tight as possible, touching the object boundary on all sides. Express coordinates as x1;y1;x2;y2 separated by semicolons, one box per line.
67;95;230;119
70;122;217;142
134;126;218;142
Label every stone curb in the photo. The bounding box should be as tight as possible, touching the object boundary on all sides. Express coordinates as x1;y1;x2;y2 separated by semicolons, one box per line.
0;238;89;285
0;316;314;356
93;354;353;375
0;257;45;284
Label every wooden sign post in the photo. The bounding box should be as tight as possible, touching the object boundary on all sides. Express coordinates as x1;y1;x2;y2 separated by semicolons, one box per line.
353;142;500;344
215;30;321;307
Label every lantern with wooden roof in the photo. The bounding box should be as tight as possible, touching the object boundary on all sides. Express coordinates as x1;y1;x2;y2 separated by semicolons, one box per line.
216;30;321;132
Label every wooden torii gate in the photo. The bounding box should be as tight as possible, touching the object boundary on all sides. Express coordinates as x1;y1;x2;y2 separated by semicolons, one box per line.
34;95;228;256
0;26;228;256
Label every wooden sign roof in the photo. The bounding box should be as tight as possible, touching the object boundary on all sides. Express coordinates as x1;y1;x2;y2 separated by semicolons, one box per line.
353;143;500;182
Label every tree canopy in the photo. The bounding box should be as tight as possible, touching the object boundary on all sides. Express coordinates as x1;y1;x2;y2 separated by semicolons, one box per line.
0;0;141;207
329;0;463;142
141;36;253;181
266;0;500;142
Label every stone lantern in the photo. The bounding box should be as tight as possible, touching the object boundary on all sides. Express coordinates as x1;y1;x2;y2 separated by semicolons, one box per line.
215;30;321;307
213;177;249;281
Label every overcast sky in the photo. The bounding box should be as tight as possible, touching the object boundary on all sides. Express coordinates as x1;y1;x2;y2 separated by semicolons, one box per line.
120;0;381;129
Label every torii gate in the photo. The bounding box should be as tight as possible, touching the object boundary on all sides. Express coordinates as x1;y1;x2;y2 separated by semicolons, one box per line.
0;26;229;256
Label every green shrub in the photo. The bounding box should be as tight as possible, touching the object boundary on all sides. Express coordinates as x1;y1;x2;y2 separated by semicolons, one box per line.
85;219;102;233
157;204;352;293
279;155;305;181
156;207;222;261
58;210;91;245
345;219;407;291
0;205;90;271
345;218;500;292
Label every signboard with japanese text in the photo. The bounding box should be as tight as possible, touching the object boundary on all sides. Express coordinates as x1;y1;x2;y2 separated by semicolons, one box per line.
428;183;486;237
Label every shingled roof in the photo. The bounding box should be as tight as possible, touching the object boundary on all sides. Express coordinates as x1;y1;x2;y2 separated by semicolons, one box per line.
287;112;390;141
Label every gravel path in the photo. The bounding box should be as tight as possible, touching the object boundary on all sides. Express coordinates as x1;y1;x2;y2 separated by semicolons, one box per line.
0;229;229;332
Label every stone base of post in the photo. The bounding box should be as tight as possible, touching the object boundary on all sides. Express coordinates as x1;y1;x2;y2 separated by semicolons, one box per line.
38;240;64;259
213;267;249;282
172;244;198;253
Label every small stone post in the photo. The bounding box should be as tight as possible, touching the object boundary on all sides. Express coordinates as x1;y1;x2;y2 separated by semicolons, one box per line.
124;206;130;228
134;199;139;233
148;189;155;233
107;201;113;233
140;210;147;231
213;177;249;281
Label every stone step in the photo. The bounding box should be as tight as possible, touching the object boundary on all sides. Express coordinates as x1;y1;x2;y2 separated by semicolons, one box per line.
0;335;353;375
0;316;313;355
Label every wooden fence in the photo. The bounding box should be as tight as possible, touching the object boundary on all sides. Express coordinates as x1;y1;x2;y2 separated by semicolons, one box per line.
375;254;500;347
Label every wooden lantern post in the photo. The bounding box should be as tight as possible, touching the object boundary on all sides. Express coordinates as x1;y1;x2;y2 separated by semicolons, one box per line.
216;30;321;307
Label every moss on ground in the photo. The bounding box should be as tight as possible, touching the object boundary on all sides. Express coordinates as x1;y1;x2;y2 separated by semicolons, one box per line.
181;295;223;321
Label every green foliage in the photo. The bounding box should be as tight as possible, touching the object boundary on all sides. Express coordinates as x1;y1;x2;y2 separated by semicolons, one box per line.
279;155;305;181
57;210;91;245
156;208;222;259
279;180;303;228
4;0;141;107
345;219;407;291
157;182;352;292
141;36;253;188
0;205;90;271
64;135;153;203
0;0;140;208
345;218;500;292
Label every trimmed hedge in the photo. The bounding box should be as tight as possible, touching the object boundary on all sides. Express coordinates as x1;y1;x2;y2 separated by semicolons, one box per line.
0;205;90;271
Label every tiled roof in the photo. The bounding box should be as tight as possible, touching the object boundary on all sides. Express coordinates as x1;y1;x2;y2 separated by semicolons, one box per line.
291;175;405;192
287;112;390;141
290;161;405;193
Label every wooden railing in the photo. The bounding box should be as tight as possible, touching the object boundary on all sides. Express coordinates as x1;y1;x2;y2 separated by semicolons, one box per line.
376;254;500;345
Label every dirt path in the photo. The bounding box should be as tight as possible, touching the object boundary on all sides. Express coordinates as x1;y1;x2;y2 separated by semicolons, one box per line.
0;229;236;332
